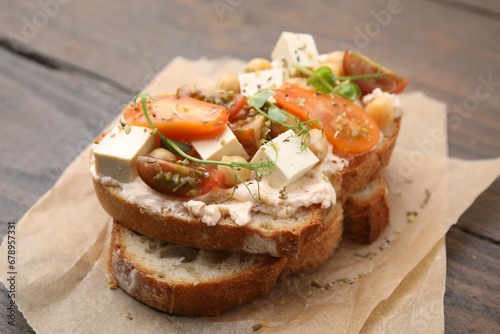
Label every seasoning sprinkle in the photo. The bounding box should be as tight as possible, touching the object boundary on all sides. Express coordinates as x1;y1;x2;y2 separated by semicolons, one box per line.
252;323;263;331
354;252;377;259
279;187;288;200
407;211;418;223
296;97;305;107
311;279;324;289
420;189;431;208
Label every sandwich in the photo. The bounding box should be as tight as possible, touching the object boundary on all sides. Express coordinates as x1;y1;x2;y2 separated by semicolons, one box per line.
91;32;407;315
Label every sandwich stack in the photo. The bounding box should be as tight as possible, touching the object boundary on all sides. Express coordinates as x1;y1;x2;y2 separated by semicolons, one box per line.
90;32;407;315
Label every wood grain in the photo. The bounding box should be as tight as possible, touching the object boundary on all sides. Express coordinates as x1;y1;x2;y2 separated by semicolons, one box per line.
0;46;125;334
445;226;500;332
0;0;498;333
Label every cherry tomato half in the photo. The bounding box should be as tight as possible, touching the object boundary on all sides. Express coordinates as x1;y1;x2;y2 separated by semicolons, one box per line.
343;50;408;95
123;94;228;141
137;156;223;198
274;84;380;155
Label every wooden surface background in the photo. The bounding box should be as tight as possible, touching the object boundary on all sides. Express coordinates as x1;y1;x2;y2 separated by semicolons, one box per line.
1;0;499;333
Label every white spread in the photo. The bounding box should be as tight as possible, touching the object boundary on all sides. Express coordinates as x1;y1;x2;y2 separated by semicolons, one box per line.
90;147;347;226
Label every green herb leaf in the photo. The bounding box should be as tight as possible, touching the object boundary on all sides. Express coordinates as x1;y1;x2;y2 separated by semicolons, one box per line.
267;105;288;123
249;90;272;109
161;138;192;154
333;82;362;101
307;66;337;93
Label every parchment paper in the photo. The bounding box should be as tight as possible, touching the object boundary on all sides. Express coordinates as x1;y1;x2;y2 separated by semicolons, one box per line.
2;57;500;334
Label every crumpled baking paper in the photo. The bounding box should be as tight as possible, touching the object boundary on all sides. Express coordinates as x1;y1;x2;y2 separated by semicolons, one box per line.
1;57;499;334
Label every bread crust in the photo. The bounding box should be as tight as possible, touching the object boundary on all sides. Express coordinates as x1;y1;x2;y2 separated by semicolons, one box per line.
340;117;401;197
108;222;287;316
343;174;390;243
94;180;327;257
282;203;343;274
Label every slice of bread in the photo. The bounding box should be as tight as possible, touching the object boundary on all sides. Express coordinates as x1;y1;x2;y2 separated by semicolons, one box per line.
108;222;288;316
94;180;329;257
282;202;343;274
339;117;401;197
343;174;390;243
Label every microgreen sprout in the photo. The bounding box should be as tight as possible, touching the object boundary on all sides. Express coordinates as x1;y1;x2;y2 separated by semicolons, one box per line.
292;63;385;101
216;168;264;204
248;90;320;152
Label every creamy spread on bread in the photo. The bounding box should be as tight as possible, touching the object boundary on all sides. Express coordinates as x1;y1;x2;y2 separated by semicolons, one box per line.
91;147;346;226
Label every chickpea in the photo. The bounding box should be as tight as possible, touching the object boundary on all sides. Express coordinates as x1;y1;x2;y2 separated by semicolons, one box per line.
314;62;344;77
304;129;328;159
147;148;177;161
364;95;395;130
245;58;272;73
319;51;345;77
217;156;252;187
216;72;240;93
324;51;345;65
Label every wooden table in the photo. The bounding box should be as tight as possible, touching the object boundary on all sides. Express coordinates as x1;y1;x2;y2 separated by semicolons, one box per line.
1;1;499;333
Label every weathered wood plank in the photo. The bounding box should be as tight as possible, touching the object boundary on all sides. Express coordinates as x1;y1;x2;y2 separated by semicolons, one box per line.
454;179;500;243
437;0;500;15
0;46;125;224
0;46;126;334
444;226;500;333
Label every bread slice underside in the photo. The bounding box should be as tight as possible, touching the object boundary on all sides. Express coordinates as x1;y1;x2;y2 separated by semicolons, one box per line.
94;180;328;257
343;174;390;243
108;222;288;316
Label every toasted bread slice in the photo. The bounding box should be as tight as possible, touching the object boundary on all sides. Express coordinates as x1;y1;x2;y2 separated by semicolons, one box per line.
94;181;328;257
108;222;287;316
283;202;343;274
340;117;401;197
343;174;389;243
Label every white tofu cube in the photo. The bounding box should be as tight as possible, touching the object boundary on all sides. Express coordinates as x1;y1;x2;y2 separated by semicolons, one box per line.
271;32;319;77
92;124;156;183
238;68;283;96
238;68;283;97
191;125;249;161
251;129;319;189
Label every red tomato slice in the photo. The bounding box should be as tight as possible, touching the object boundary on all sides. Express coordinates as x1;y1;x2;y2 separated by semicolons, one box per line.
274;84;380;155
343;50;408;95
123;94;228;141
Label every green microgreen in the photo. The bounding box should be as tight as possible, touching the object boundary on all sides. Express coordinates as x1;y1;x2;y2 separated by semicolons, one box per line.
161;137;193;154
248;91;320;152
305;65;337;93
333;81;362;101
292;63;384;101
216;168;264;204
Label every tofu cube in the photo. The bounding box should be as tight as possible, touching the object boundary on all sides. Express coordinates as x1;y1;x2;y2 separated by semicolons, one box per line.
251;129;319;189
191;125;249;161
271;32;319;77
93;124;156;183
238;68;283;97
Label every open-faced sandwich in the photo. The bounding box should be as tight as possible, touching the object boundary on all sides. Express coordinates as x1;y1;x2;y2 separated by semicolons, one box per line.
91;32;407;315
